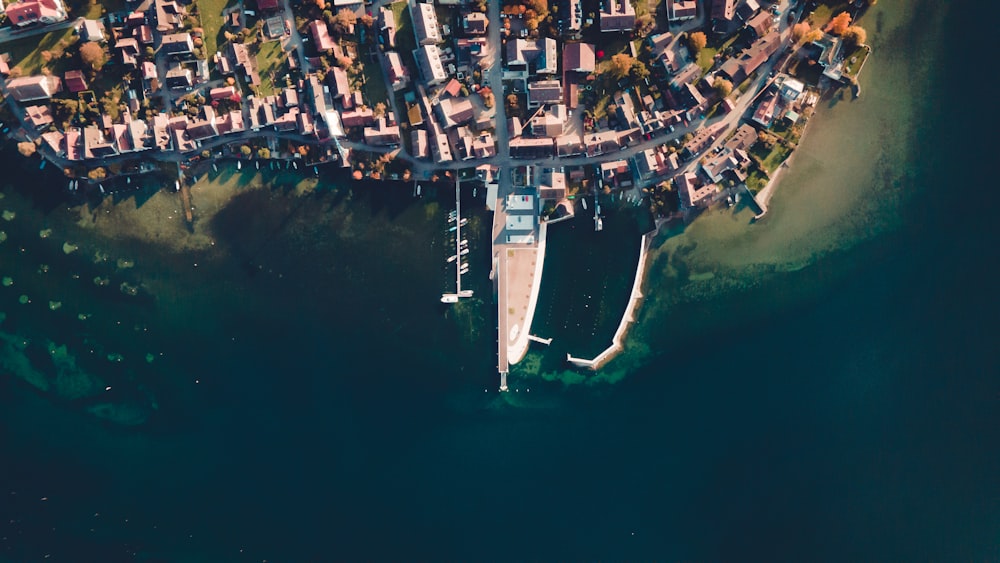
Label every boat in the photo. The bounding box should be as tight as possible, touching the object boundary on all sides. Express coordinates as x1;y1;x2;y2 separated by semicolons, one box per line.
459;218;467;226
256;161;260;170
212;163;218;172
99;184;106;195
127;177;131;185
581;198;588;210
293;161;298;170
440;294;459;303
416;184;422;196
460;248;469;256
39;160;46;170
447;255;458;263
473;188;477;197
237;161;242;170
458;290;474;297
448;215;456;223
448;226;457;232
595;216;603;232
313;166;319;175
459;239;468;246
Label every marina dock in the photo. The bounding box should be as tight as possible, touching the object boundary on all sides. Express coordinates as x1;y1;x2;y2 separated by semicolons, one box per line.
441;179;473;303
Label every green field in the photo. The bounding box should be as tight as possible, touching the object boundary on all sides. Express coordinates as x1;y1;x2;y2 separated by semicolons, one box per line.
255;39;287;95
199;0;239;58
358;50;388;106
5;27;80;76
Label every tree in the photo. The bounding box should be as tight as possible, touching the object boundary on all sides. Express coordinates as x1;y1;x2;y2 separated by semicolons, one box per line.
634;13;655;38
87;167;107;180
630;59;649;81
803;29;824;43
826;12;851;35
80;42;106;70
687;31;707;54
506;93;519;110
314;0;326;9
373;102;386;118
359;13;374;28
791;21;811;42
336;55;352;69
842;25;867;47
333;8;357;35
145;46;155;58
713;76;733;98
608;53;634;80
240;145;252;157
17;142;36;157
257;147;270;159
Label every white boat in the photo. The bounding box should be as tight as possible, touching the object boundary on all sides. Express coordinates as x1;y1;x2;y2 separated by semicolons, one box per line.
447;255;458;263
473;188;477;197
459;218;468;226
293;162;298;170
313;166;318;175
212;163;218;172
581;198;588;210
595;216;603;232
440;294;459;303
460;248;469;256
458;290;474;297
99;184;106;195
416;184;422;196
256;161;260;170
459;239;468;246
448;216;456;223
237;161;242;170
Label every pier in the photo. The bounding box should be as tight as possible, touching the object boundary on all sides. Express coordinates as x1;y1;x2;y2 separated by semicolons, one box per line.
527;334;553;346
441;178;473;303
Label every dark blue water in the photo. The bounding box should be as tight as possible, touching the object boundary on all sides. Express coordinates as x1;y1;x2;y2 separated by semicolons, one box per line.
1;1;998;561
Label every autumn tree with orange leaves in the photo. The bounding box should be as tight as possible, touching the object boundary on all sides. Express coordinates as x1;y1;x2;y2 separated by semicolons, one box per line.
826;12;851;35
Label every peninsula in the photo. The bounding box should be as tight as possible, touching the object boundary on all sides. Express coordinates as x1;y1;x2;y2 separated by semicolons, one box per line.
0;0;873;388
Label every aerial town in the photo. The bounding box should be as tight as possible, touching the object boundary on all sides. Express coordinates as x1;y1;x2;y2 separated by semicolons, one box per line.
0;0;872;383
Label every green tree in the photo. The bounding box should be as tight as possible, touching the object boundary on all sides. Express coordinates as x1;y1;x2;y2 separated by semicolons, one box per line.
87;167;107;180
608;53;634;80
687;31;707;54
634;13;655;38
630;59;649;81
842;25;867;47
240;145;252;157
257;147;270;159
79;42;106;70
713;76;733;98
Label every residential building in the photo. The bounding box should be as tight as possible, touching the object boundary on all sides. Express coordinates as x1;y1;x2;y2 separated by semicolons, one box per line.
24;104;53;128
63;70;87;93
386;51;409;90
160;32;194;57
462;12;488;35
745;9;773;39
505;38;557;79
667;0;696;21
328;66;350;99
5;0;67;27
599;0;635;32
527;79;563;107
780;77;804;102
117;38;140;66
411;128;429;158
677;171;715;208
165;63;193;89
309;20;336;51
562;42;595;73
79;18;105;41
153;0;186;32
379;6;396;48
415;44;447;85
6;75;62;101
717;30;780;84
411;1;441;45
435;96;474;128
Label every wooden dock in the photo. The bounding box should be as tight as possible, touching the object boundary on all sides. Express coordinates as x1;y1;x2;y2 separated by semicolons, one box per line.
179;182;194;224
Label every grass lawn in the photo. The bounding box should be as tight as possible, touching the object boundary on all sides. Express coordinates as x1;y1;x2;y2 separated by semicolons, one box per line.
696;46;717;73
842;45;869;78
359;52;389;106
254;39;287;95
7;28;79;75
199;0;239;57
806;2;850;30
745;168;767;193
759;143;792;174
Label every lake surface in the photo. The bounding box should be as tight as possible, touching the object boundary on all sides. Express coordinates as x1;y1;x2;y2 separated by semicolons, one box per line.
1;0;997;560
